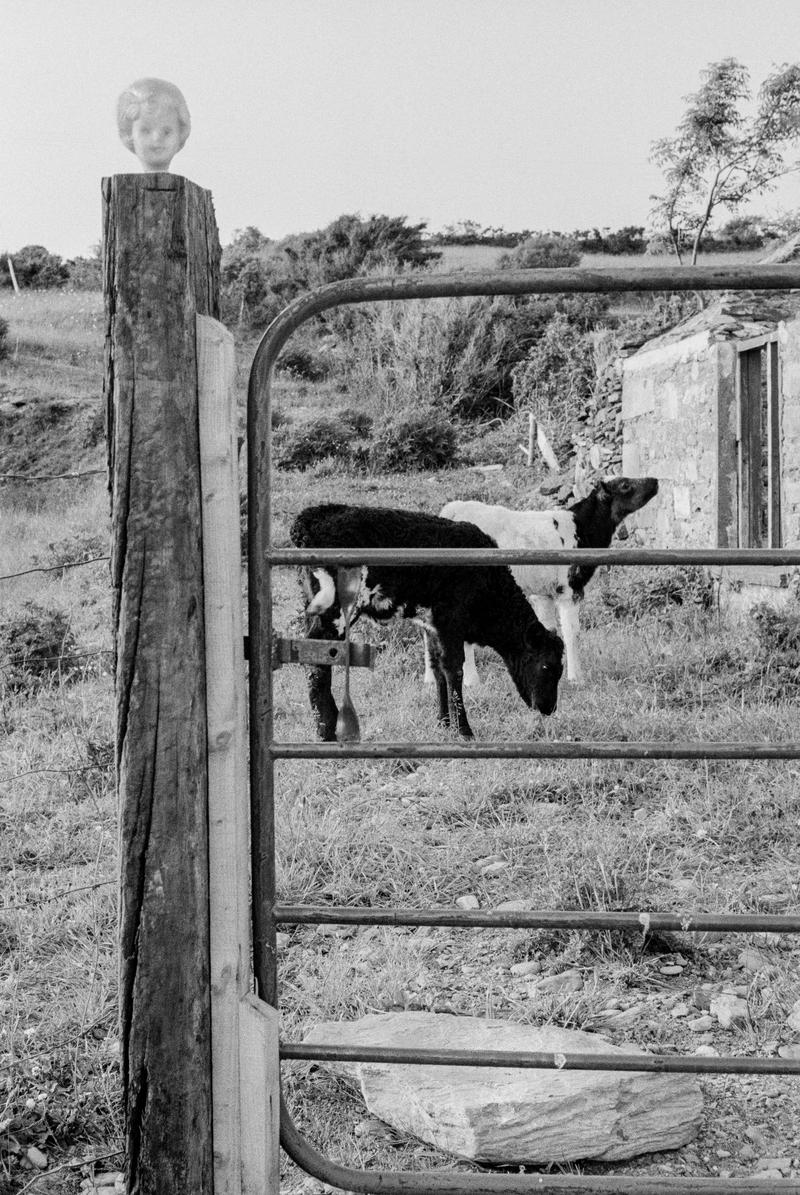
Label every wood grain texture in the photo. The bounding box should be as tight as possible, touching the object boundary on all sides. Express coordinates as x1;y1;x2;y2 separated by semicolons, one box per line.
103;173;221;1195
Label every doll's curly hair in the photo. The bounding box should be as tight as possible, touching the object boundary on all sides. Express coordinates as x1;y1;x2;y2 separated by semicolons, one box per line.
117;78;191;151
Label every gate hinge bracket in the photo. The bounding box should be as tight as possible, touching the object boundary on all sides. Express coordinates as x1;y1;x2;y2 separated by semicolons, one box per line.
243;635;378;671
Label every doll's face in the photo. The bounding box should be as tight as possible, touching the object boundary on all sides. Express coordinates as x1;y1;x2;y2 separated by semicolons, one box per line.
131;99;182;170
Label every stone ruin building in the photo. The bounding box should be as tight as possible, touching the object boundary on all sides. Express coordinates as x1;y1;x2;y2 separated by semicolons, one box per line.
617;247;800;609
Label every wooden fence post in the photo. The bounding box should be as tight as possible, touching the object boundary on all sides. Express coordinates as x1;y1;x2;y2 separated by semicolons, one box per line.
103;172;221;1195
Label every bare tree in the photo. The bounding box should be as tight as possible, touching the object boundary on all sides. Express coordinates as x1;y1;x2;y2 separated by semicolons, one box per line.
650;58;800;265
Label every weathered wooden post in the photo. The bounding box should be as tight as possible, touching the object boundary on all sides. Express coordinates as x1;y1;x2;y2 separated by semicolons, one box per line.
104;171;279;1195
103;172;219;1194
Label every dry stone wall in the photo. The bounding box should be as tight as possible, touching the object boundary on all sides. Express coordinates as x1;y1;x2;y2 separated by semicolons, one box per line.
621;331;727;547
778;312;800;548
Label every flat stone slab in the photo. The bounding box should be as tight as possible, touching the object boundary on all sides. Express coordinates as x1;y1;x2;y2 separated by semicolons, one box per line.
303;1011;702;1164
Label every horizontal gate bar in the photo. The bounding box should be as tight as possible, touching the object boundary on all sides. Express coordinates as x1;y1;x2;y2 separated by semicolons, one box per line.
273;904;800;933
268;546;800;567
250;268;800;375
270;740;800;760
281;1042;800;1077
280;1094;799;1193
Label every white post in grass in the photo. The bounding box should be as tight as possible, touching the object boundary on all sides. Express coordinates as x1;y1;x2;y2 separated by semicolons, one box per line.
518;412;536;466
197;314;280;1195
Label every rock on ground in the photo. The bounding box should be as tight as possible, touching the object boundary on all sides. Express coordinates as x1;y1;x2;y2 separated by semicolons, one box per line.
303;1011;702;1164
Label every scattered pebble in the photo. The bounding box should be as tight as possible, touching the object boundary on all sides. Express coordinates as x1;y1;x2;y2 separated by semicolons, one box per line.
711;993;748;1029
693;1044;719;1056
670;1002;690;1018
529;968;583;996
479;860;509;877
738;948;775;974
510;959;542;977
455;894;479;910
757;1157;793;1175
659;964;683;976
26;1146;48;1170
687;1015;716;1032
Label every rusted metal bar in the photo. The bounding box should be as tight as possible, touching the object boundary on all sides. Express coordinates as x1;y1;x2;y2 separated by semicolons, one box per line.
282;1042;800;1076
279;1095;799;1194
271;740;800;760
274;904;800;933
268;546;800;567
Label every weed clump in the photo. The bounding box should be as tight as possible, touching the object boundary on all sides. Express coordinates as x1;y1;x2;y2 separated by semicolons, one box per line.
0;605;81;692
275;409;372;470
747;600;800;699
34;531;108;577
599;566;716;620
369;410;458;472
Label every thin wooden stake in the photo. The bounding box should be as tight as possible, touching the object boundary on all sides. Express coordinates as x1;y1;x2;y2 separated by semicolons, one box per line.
517;412;535;466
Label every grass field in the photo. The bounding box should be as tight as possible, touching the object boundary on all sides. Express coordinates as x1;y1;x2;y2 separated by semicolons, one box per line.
431;243;767;272
1;290;799;1191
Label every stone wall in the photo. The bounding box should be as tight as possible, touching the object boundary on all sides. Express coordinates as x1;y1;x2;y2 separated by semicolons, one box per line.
621;331;732;547
778;313;800;548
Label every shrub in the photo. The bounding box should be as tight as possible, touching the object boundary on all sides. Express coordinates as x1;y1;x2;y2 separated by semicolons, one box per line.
749;601;800;654
499;233;582;270
369;410;458;472
274;409;371;471
439;297;539;420
342;290;613;425
0;606;81;693
277;339;334;382
0;245;68;289
597;566;716;620
0;316;8;361
221;215;440;332
511;313;598;438
65;255;103;290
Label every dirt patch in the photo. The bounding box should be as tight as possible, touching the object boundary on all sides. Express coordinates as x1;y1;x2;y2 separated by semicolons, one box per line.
0;398;104;479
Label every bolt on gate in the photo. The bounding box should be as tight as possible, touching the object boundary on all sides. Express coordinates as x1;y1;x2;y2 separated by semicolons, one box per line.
248;261;800;1194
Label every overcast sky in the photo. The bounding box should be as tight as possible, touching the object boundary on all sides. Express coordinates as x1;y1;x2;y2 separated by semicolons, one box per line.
4;0;800;259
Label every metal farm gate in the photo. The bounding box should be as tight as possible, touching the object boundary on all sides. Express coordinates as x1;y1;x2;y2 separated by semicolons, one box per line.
246;265;800;1194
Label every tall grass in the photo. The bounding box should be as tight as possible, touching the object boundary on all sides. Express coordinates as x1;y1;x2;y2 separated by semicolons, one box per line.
0;290;104;361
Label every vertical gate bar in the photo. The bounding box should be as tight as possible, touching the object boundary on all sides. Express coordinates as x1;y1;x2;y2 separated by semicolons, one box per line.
767;340;782;547
248;338;278;1006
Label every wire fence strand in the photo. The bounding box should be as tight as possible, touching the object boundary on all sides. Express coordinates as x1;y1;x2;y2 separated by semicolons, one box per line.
0;469;106;482
1;879;114;914
0;555;110;582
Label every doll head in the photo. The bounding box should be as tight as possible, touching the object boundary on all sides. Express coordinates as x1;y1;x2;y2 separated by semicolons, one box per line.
117;77;191;171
